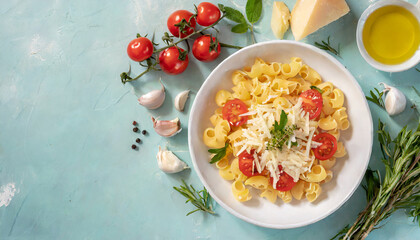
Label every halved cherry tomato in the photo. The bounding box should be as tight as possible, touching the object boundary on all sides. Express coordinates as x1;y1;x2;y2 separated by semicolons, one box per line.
127;37;153;62
158;47;189;75
269;165;296;192
238;150;257;177
313;133;337;160
196;2;221;26
167;10;196;38
299;89;323;120
192;35;221;62
238;150;269;177
222;99;248;127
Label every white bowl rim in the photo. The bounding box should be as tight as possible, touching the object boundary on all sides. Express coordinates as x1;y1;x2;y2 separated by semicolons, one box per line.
188;40;373;229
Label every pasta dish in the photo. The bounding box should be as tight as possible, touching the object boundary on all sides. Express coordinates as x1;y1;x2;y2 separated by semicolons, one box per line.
203;57;349;204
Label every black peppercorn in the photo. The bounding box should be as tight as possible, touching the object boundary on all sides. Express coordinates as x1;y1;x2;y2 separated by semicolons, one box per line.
131;144;137;149
132;121;137;125
136;138;141;143
142;130;147;135
133;127;139;132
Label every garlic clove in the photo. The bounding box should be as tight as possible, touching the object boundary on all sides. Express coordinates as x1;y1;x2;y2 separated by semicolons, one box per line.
382;83;406;116
174;90;190;112
157;146;189;173
138;81;165;109
152;116;182;137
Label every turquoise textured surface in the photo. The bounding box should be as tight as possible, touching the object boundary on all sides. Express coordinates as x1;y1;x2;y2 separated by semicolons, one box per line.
1;0;419;239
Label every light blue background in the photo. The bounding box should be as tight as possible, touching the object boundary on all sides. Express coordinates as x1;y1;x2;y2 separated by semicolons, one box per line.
1;0;419;239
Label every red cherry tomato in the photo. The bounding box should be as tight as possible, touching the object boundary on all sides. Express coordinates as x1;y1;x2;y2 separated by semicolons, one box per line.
269;165;296;192
196;2;221;26
167;10;196;38
299;89;323;120
222;99;248;127
313;133;338;160
158;47;189;75
192;35;221;62
127;37;153;62
238;150;268;177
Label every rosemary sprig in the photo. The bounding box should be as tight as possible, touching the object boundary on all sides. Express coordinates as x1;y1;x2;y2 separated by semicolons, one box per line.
314;36;340;57
366;88;386;109
416;68;420;72
173;180;215;216
332;119;420;239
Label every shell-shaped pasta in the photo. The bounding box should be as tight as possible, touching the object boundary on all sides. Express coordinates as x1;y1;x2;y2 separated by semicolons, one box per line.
230;158;248;182
302;65;322;85
334;142;347;158
232;180;252;202
338;118;350;130
260;185;278;203
319;157;336;169
332;107;348;122
316;82;334;96
321;170;333;184
319;116;338;130
305;165;327;182
245;176;269;190
258;74;273;83
281;62;301;78
304;182;321;202
269;62;282;75
232;70;248;85
232;83;251;101
244;58;267;78
278;190;292;203
273;97;291;109
216;157;230;170
210;114;223;127
330;88;344;108
227;129;243;143
215;90;233;107
322;96;336;116
203;128;225;148
291;180;305;200
219;167;235;180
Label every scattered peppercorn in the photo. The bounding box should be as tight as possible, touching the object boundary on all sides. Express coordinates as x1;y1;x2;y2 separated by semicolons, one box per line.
136;138;141;143
132;121;137;125
133;127;139;132
142;130;147;135
131;144;137;150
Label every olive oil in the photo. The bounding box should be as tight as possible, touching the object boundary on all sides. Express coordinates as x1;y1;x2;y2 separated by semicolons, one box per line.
362;5;420;65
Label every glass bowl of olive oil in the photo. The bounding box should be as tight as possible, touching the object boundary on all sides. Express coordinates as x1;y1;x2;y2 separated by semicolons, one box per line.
357;0;420;72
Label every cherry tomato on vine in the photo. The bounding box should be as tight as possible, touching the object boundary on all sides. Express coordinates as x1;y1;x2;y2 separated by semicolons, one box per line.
127;37;153;62
167;10;196;38
158;46;189;75
269;165;296;192
196;2;221;26
312;133;337;160
299;89;323;120
192;35;221;62
222;98;248;127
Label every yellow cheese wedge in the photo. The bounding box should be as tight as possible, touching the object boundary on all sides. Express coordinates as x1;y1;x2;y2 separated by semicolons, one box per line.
271;2;291;39
291;0;350;41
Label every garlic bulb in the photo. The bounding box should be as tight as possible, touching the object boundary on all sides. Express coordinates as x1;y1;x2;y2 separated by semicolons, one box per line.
382;83;406;116
138;82;165;109
157;146;189;173
174;90;190;112
151;117;181;137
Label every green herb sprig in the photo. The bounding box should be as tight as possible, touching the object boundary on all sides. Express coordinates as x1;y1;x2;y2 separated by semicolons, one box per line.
173;180;215;216
310;85;324;94
332;119;420;239
208;142;229;164
267;110;297;150
416;68;420;72
219;0;262;44
314;36;340;57
366;88;386;109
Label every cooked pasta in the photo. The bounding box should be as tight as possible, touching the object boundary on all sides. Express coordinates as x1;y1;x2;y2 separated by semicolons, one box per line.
204;57;350;204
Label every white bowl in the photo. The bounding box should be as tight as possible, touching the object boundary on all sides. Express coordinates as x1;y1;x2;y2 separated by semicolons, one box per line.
188;40;373;229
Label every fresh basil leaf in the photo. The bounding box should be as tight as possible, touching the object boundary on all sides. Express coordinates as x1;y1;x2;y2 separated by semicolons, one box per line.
310;85;324;94
231;23;249;33
224;6;247;23
217;4;225;13
208;142;229;164
278;110;288;131
245;0;262;24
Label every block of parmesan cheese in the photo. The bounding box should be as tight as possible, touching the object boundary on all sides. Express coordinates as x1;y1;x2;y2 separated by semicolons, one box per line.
271;2;291;39
291;0;350;41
